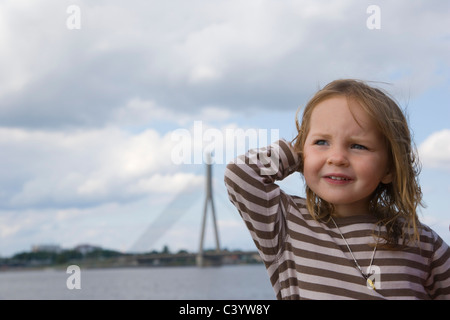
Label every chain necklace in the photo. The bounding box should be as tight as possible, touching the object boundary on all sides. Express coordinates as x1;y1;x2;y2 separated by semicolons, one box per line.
330;216;378;290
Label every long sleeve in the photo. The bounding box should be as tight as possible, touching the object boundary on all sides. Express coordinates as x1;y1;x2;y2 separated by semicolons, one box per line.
223;139;301;262
425;230;450;299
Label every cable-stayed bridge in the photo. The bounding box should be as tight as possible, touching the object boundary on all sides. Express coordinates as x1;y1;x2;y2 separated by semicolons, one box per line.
128;159;259;267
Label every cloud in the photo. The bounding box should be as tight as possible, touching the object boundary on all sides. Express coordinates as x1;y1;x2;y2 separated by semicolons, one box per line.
418;129;450;170
0;0;448;129
110;97;233;126
0;126;203;210
0;117;278;211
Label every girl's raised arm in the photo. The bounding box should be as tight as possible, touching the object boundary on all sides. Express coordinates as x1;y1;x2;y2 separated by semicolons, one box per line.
224;139;301;261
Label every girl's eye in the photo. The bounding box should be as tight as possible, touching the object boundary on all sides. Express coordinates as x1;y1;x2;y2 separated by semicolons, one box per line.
351;144;367;150
314;140;328;146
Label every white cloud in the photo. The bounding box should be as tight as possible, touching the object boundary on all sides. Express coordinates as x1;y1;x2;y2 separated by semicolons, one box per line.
128;173;203;195
0;1;448;128
0;126;202;209
189;65;221;84
110;98;168;126
418;129;450;170
0;119;278;211
110;97;233;126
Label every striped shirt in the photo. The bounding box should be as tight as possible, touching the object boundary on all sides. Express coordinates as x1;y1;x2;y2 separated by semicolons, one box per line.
224;139;450;300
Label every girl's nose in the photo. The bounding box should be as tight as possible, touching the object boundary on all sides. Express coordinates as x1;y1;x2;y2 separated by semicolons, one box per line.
326;149;349;167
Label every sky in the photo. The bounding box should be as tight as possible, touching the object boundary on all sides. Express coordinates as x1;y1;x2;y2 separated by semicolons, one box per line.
0;0;449;257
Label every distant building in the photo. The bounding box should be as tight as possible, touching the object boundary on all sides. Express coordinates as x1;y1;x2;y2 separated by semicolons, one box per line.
74;244;102;255
31;244;62;253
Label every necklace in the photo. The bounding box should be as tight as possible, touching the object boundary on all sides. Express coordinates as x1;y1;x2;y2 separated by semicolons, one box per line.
330;216;378;290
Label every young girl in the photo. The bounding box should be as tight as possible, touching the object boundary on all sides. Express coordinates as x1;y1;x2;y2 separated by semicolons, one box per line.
224;79;450;300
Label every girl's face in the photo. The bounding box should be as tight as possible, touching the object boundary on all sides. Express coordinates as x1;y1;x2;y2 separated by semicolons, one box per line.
303;96;393;217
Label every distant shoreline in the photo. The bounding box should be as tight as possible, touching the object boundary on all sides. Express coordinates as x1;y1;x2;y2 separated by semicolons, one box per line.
0;249;262;271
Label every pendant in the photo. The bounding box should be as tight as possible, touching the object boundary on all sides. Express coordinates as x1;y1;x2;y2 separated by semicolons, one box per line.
367;278;376;291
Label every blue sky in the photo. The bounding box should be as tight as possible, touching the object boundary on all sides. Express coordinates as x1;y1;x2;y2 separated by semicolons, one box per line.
0;0;449;257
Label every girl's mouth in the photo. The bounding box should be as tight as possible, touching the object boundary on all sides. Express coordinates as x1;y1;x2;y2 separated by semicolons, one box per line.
328;176;350;181
323;174;353;184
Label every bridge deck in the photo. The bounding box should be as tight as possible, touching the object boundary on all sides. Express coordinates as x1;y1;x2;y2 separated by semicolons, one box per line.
135;251;261;267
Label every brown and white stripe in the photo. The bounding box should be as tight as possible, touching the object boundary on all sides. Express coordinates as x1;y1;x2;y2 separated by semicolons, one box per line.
224;139;450;300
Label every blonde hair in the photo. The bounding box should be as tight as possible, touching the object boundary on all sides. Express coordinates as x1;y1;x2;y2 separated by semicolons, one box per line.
292;79;424;247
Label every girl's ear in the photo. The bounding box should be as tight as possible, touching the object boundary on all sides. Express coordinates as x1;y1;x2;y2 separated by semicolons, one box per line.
381;169;393;184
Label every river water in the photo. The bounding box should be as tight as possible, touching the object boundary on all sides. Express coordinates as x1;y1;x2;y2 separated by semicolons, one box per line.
0;264;275;300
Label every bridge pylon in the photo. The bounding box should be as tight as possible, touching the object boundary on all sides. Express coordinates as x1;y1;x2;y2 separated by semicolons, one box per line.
196;152;221;267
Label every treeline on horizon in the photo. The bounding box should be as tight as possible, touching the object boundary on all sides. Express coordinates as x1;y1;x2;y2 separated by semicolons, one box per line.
0;245;237;268
0;247;126;268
